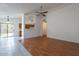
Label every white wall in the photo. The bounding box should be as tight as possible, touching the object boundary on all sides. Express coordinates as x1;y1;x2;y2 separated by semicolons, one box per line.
47;4;79;43
24;15;42;39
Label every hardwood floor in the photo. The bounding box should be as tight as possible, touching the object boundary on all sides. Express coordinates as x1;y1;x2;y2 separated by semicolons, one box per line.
23;36;79;56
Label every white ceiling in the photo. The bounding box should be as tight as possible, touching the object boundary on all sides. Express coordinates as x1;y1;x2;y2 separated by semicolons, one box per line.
0;3;71;16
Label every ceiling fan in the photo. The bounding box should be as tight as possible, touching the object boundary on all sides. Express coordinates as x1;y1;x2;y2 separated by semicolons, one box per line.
35;6;48;17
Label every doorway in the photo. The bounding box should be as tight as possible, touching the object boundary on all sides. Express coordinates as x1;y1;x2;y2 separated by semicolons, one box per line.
0;23;14;38
42;21;47;36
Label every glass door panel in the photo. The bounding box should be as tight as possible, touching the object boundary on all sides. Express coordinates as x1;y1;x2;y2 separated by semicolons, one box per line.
0;24;8;38
8;24;14;37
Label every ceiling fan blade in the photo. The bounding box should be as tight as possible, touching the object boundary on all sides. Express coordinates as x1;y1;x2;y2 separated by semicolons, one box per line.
42;11;48;13
42;13;46;17
35;10;48;14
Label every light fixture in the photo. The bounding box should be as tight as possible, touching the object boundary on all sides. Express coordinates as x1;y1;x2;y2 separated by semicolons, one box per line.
7;16;9;21
6;16;10;23
35;5;48;17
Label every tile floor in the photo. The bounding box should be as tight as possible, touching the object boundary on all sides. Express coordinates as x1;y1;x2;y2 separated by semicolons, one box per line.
0;37;31;56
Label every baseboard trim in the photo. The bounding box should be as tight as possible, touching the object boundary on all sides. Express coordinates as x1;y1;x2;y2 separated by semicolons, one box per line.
48;36;79;44
24;36;42;39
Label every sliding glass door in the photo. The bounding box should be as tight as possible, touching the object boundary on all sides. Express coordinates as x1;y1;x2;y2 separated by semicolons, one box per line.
0;23;14;38
0;23;7;38
8;23;14;37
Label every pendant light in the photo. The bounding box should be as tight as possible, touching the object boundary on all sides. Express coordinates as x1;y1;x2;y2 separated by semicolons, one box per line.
7;16;9;21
